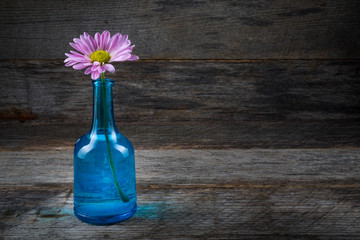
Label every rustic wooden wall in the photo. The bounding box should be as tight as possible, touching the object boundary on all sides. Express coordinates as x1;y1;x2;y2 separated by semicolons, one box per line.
1;0;360;59
0;0;359;149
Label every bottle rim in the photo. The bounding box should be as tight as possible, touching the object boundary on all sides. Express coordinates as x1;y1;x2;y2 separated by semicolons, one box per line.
92;78;114;86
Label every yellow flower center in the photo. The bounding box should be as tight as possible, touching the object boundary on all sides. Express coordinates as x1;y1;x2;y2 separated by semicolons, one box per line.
90;50;111;63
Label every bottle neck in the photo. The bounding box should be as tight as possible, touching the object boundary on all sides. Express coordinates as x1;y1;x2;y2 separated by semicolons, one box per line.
90;79;117;135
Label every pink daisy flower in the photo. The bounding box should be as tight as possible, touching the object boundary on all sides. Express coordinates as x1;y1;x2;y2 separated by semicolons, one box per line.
64;31;139;80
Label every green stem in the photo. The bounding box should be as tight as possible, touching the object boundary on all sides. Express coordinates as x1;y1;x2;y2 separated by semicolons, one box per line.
101;73;129;202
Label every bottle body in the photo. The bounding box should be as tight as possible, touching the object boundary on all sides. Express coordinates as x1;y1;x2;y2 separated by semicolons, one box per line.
73;79;136;224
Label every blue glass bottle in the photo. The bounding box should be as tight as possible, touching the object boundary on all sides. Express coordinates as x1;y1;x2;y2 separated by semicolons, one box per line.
74;78;137;225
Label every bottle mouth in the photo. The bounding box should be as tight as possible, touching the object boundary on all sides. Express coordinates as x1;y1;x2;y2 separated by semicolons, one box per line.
92;78;114;86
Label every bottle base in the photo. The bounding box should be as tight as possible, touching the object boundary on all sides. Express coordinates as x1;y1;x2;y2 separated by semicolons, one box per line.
74;204;137;225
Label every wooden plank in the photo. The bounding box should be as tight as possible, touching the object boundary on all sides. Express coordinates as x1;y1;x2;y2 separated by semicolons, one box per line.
0;0;359;59
1;60;359;122
1;186;360;239
1;149;360;239
0;120;360;150
1;149;360;185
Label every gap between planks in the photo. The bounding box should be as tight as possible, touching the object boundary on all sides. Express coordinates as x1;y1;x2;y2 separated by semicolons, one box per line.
2;181;359;191
1;59;360;63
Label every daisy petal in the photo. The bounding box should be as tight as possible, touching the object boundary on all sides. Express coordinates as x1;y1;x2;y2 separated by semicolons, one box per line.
94;32;101;50
91;70;101;80
84;67;92;75
128;55;139;61
91;61;101;71
65;56;88;64
70;50;86;58
108;33;121;53
108;35;129;55
84;33;97;52
100;65;106;73
70;42;87;55
104;64;115;73
109;53;131;62
110;46;135;59
65;60;78;67
65;52;88;60
73;40;92;56
110;43;131;57
101;30;111;50
80;34;94;53
73;62;92;70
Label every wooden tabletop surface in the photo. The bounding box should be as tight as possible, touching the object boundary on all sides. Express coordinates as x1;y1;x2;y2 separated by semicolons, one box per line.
1;145;360;239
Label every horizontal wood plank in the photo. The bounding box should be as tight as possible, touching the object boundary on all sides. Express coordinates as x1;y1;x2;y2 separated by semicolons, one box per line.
1;186;360;239
0;120;360;150
1;149;360;239
1;60;359;122
0;0;359;59
1;149;360;185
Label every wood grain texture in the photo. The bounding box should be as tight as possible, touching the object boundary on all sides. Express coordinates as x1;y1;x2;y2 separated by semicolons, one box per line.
0;0;359;59
1;149;360;185
1;1;359;238
1;149;360;239
0;120;359;150
1;186;360;239
1;60;359;122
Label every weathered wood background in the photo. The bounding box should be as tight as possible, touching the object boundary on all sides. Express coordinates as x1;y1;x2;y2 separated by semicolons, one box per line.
0;0;360;239
1;0;360;59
